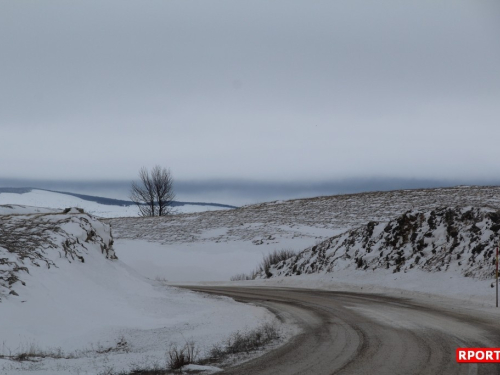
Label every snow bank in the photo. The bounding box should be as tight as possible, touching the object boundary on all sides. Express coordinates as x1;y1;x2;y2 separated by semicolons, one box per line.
259;207;500;281
0;206;275;374
219;269;500;309
0;206;116;300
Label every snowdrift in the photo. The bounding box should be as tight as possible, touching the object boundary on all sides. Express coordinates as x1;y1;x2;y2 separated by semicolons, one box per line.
0;205;275;374
260;206;500;281
0;206;116;300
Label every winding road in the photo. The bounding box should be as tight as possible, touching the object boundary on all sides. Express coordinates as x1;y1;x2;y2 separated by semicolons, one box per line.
183;286;500;375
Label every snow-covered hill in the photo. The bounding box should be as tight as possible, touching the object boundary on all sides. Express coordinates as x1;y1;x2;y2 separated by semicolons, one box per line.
0;206;116;300
0;205;275;374
110;185;500;245
258;206;500;281
107;185;500;282
0;188;235;217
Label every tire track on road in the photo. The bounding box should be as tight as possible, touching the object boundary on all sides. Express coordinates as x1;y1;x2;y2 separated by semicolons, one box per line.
183;287;500;375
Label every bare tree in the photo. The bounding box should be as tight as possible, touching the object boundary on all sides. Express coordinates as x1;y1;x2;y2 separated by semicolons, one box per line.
130;166;175;216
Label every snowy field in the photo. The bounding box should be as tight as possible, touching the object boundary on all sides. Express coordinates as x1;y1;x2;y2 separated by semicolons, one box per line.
0;189;232;218
115;234;332;283
3;185;500;374
108;185;500;309
109;185;500;283
0;206;276;375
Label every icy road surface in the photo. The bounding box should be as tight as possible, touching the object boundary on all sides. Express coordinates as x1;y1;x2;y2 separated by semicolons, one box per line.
183;286;500;375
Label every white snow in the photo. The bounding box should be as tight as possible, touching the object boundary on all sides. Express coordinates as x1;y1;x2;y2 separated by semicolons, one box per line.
109;186;500;310
116;237;317;282
181;364;222;373
216;268;500;310
0;190;138;217
0;189;232;218
0;204;59;215
4;185;500;373
0;208;276;374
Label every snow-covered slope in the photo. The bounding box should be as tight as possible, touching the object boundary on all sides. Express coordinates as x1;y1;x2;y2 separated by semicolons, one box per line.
0;204;59;215
110;185;500;245
107;185;500;282
0;206;116;300
258;206;500;281
0;188;235;218
0;189;140;217
0;206;275;374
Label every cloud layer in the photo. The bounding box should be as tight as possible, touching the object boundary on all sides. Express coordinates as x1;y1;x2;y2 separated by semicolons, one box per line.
1;0;499;181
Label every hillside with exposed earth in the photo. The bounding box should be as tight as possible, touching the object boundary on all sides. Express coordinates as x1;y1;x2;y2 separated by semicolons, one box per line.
257;206;500;281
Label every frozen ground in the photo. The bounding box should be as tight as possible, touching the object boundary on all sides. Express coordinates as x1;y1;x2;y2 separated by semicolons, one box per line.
0;206;276;375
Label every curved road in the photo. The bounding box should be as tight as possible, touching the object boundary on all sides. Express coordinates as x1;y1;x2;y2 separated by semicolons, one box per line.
183;286;500;375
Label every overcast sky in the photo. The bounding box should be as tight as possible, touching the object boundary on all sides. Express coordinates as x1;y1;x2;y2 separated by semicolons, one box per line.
1;0;499;184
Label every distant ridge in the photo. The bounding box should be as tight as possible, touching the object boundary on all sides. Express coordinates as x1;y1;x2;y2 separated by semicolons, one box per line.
0;187;237;209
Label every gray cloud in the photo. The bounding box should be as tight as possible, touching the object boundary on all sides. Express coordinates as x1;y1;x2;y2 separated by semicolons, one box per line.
1;0;499;182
